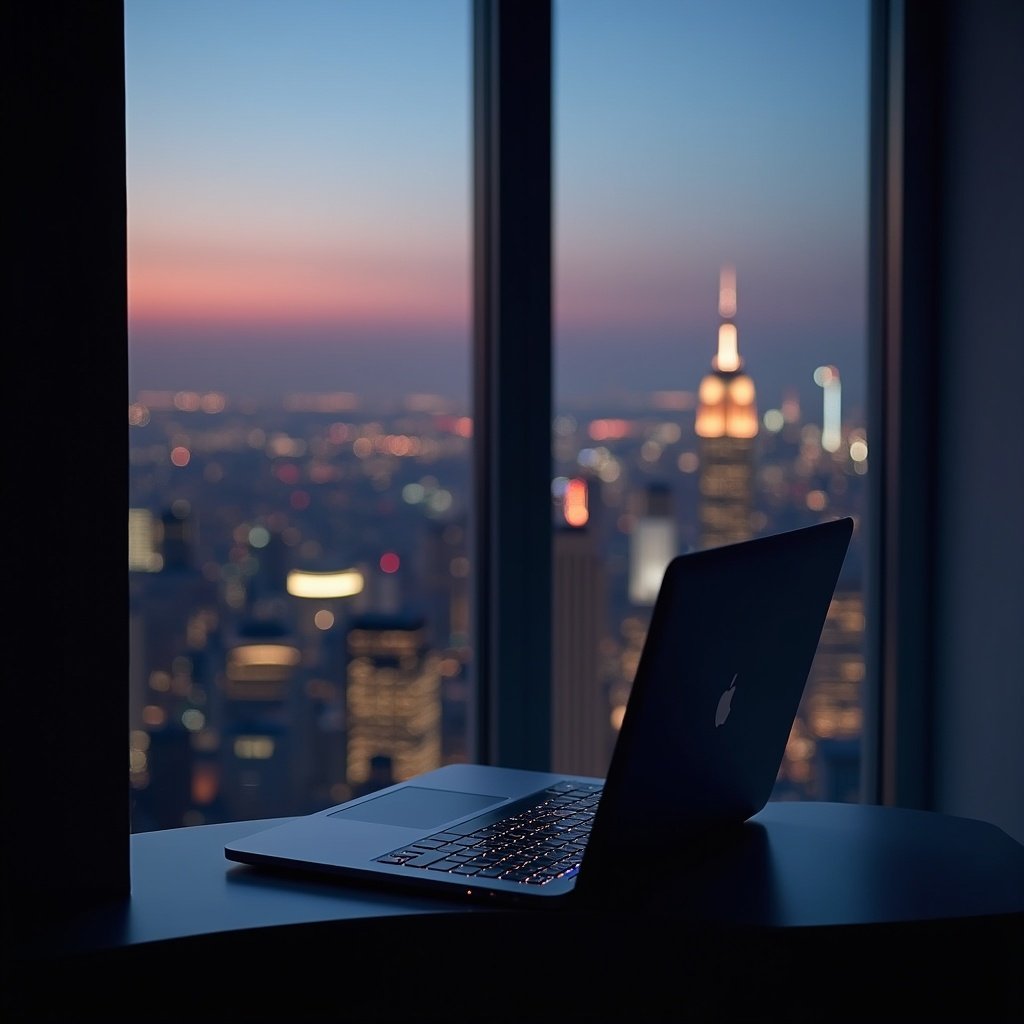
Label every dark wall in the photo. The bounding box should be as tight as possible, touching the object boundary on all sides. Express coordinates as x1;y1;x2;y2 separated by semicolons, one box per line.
932;0;1024;842
6;0;131;939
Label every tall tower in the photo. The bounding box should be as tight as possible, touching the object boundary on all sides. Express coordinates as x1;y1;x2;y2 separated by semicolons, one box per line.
552;478;613;777
218;615;303;821
129;503;220;831
694;266;759;548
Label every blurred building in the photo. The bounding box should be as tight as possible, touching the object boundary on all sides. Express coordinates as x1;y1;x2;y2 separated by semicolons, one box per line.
805;586;865;799
628;480;677;606
695;266;759;549
419;518;470;653
128;504;220;830
345;612;442;791
218;615;303;820
552;478;613;776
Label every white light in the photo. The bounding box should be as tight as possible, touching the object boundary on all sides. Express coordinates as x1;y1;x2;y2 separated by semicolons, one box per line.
815;367;842;453
715;324;740;372
287;569;364;599
629;519;676;606
248;526;271;549
182;709;205;732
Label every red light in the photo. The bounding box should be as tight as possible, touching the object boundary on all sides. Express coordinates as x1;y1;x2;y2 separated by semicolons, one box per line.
379;552;400;574
563;478;589;527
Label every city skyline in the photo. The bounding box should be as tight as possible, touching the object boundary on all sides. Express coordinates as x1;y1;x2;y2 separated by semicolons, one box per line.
125;0;869;415
129;381;868;830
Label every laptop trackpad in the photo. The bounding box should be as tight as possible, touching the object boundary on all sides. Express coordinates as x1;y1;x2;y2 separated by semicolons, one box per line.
328;786;505;828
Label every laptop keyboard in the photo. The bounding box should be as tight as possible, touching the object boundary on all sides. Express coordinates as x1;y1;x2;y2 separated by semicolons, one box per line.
374;780;603;886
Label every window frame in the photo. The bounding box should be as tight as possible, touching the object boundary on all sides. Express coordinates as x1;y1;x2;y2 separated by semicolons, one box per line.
10;0;965;933
472;0;553;770
863;0;944;807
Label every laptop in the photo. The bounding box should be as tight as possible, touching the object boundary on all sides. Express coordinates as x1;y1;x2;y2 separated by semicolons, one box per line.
225;516;854;906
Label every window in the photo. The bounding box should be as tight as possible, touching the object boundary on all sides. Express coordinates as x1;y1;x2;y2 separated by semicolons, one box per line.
126;0;870;832
551;0;870;799
125;0;474;830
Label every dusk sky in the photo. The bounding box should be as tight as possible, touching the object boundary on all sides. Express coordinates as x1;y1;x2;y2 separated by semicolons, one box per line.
125;0;869;416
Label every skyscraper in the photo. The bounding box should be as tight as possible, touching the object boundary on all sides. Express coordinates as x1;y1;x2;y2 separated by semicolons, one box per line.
628;481;677;606
694;266;759;549
552;478;612;776
218;615;303;820
345;612;442;791
806;585;865;800
129;503;220;830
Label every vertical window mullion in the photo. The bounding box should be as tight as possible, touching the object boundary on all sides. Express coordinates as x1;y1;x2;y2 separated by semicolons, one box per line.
866;0;942;808
472;0;553;769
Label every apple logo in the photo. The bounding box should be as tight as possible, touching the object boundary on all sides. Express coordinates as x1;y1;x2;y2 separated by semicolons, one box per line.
715;674;738;727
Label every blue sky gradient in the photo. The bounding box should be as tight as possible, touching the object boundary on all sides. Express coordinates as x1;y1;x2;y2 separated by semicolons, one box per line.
126;0;869;416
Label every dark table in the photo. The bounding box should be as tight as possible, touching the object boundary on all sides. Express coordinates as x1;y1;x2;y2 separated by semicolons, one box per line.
15;801;1024;1022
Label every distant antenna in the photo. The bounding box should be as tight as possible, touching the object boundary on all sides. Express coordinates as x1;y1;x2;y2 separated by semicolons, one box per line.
718;264;737;318
714;265;740;372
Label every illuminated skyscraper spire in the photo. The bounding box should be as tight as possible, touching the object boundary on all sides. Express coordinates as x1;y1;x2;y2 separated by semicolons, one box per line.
694;266;759;548
714;264;740;369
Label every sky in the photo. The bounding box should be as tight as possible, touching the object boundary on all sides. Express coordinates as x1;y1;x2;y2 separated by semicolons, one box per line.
125;0;870;417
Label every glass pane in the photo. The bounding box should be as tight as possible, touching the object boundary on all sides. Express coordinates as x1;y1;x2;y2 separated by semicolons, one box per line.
554;0;869;800
126;0;471;831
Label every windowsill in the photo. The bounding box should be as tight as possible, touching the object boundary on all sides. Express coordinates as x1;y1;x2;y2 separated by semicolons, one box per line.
35;801;1024;952
12;801;1022;1020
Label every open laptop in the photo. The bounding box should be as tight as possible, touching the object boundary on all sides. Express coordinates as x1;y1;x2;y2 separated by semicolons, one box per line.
225;516;853;906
